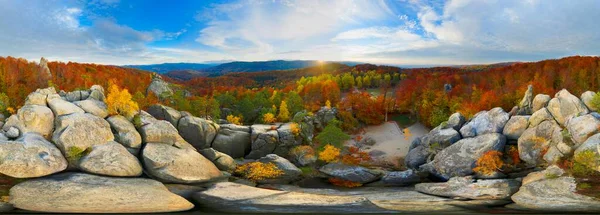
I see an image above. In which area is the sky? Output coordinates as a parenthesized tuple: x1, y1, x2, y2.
(0, 0, 599, 66)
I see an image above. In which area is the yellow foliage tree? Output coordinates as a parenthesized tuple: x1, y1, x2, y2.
(226, 115, 242, 125)
(277, 101, 290, 122)
(106, 84, 139, 118)
(325, 100, 332, 109)
(319, 144, 340, 163)
(263, 113, 276, 124)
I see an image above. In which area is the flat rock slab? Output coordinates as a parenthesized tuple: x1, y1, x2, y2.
(193, 182, 391, 213)
(9, 172, 194, 213)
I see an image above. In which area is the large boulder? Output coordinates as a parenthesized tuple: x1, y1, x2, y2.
(319, 163, 381, 184)
(445, 112, 466, 131)
(581, 91, 597, 112)
(459, 107, 509, 138)
(73, 99, 108, 118)
(193, 182, 384, 213)
(9, 172, 194, 213)
(421, 128, 462, 148)
(106, 115, 142, 154)
(0, 133, 67, 178)
(64, 90, 90, 102)
(528, 107, 556, 127)
(3, 105, 54, 139)
(147, 74, 173, 99)
(212, 124, 251, 158)
(142, 142, 222, 184)
(256, 154, 302, 184)
(199, 148, 237, 172)
(78, 141, 142, 177)
(273, 123, 303, 156)
(502, 115, 530, 140)
(381, 169, 422, 186)
(46, 95, 85, 117)
(404, 145, 430, 170)
(518, 120, 563, 166)
(517, 85, 534, 115)
(88, 85, 105, 101)
(147, 104, 181, 127)
(246, 124, 280, 159)
(314, 106, 337, 130)
(138, 120, 192, 149)
(415, 176, 520, 200)
(566, 114, 600, 145)
(52, 113, 114, 156)
(532, 94, 551, 112)
(431, 133, 506, 180)
(178, 116, 219, 150)
(547, 89, 589, 126)
(24, 87, 56, 106)
(512, 170, 600, 212)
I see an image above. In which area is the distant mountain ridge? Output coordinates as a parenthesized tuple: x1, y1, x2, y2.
(123, 63, 217, 74)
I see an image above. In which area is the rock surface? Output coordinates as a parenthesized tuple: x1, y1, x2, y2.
(381, 169, 422, 186)
(3, 105, 54, 139)
(566, 114, 600, 145)
(431, 133, 506, 179)
(52, 113, 114, 156)
(517, 85, 534, 115)
(528, 107, 555, 127)
(319, 163, 381, 183)
(73, 99, 108, 118)
(518, 120, 562, 166)
(256, 154, 302, 184)
(147, 104, 181, 127)
(512, 176, 600, 212)
(139, 120, 192, 149)
(9, 173, 194, 213)
(415, 176, 520, 200)
(532, 94, 551, 112)
(0, 133, 67, 178)
(106, 115, 142, 154)
(199, 148, 237, 172)
(547, 89, 589, 126)
(178, 116, 219, 149)
(47, 96, 85, 117)
(246, 124, 280, 159)
(211, 124, 251, 158)
(78, 141, 142, 177)
(147, 74, 173, 100)
(503, 115, 530, 140)
(459, 107, 509, 138)
(581, 91, 597, 112)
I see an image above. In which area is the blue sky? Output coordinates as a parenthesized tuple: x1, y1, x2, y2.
(0, 0, 599, 66)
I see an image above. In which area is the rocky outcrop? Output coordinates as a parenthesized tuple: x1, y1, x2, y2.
(581, 91, 597, 112)
(415, 176, 520, 200)
(106, 115, 142, 154)
(246, 124, 280, 159)
(503, 115, 530, 140)
(314, 106, 337, 130)
(459, 108, 509, 138)
(445, 112, 466, 131)
(532, 94, 551, 112)
(0, 133, 67, 178)
(517, 85, 534, 115)
(147, 74, 173, 99)
(199, 148, 237, 172)
(138, 120, 192, 149)
(9, 173, 194, 213)
(405, 145, 430, 169)
(431, 133, 506, 179)
(46, 95, 85, 117)
(273, 123, 302, 156)
(3, 104, 54, 139)
(178, 116, 219, 149)
(212, 124, 251, 158)
(566, 114, 600, 145)
(518, 120, 562, 166)
(547, 89, 589, 126)
(256, 154, 302, 184)
(52, 113, 114, 156)
(73, 99, 108, 118)
(78, 141, 142, 177)
(147, 104, 181, 127)
(319, 163, 381, 183)
(142, 142, 222, 184)
(528, 107, 555, 127)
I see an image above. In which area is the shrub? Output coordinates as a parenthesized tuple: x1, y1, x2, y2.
(315, 120, 350, 148)
(341, 146, 371, 165)
(234, 162, 284, 182)
(590, 92, 600, 110)
(106, 84, 139, 118)
(318, 144, 340, 163)
(325, 100, 332, 109)
(473, 150, 504, 175)
(263, 113, 276, 124)
(290, 122, 301, 136)
(277, 101, 290, 122)
(226, 115, 242, 125)
(337, 110, 358, 132)
(328, 178, 362, 188)
(571, 150, 599, 176)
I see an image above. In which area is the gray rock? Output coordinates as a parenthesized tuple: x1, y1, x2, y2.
(566, 114, 600, 145)
(512, 176, 600, 212)
(0, 202, 13, 213)
(273, 123, 303, 156)
(78, 141, 142, 177)
(88, 85, 105, 101)
(73, 99, 108, 118)
(9, 172, 193, 213)
(3, 105, 54, 139)
(289, 146, 317, 167)
(0, 133, 67, 178)
(517, 85, 534, 115)
(212, 124, 251, 158)
(139, 120, 192, 149)
(256, 154, 302, 184)
(358, 136, 376, 146)
(24, 87, 56, 106)
(52, 113, 114, 159)
(142, 142, 222, 184)
(421, 127, 462, 148)
(199, 148, 237, 172)
(106, 115, 142, 154)
(573, 133, 600, 172)
(518, 120, 563, 166)
(246, 124, 280, 159)
(459, 107, 509, 138)
(547, 89, 589, 126)
(178, 116, 219, 150)
(319, 163, 381, 183)
(543, 145, 566, 164)
(581, 91, 597, 112)
(432, 133, 506, 179)
(532, 94, 551, 112)
(193, 182, 385, 213)
(5, 126, 19, 139)
(502, 115, 530, 140)
(165, 184, 205, 200)
(528, 107, 556, 127)
(381, 169, 422, 186)
(415, 176, 520, 200)
(405, 145, 430, 170)
(46, 95, 85, 117)
(314, 106, 337, 130)
(147, 104, 181, 127)
(446, 112, 466, 131)
(147, 74, 173, 99)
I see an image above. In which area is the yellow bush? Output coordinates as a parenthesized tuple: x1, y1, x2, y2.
(290, 122, 301, 136)
(277, 101, 290, 122)
(235, 162, 284, 182)
(263, 113, 276, 123)
(227, 115, 242, 125)
(325, 100, 332, 109)
(319, 144, 340, 163)
(106, 84, 139, 118)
